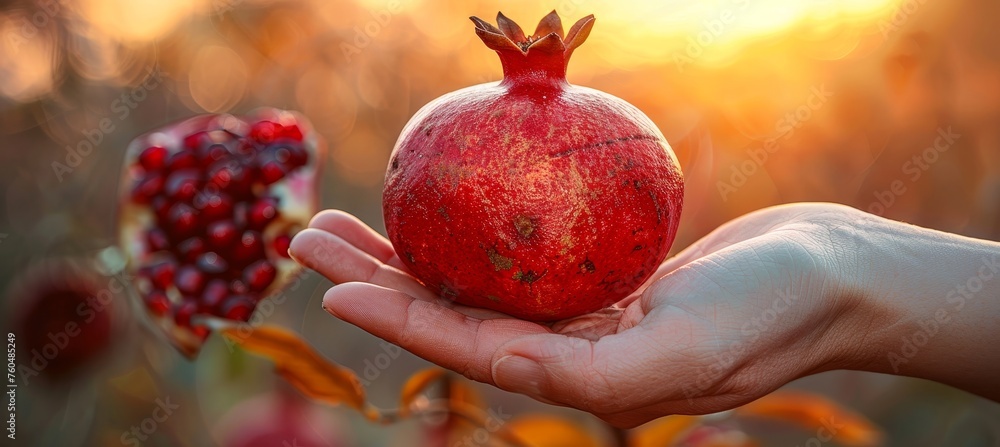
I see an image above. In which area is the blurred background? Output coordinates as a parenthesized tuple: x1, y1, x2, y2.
(2, 0, 1000, 445)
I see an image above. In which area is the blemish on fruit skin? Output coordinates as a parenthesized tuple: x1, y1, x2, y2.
(579, 259, 596, 273)
(487, 295, 501, 302)
(437, 206, 450, 221)
(513, 214, 535, 238)
(512, 269, 543, 284)
(485, 247, 513, 271)
(405, 251, 416, 263)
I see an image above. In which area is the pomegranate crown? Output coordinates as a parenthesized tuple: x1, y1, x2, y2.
(471, 11, 595, 83)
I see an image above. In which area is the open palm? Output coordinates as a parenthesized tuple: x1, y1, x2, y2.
(290, 204, 867, 427)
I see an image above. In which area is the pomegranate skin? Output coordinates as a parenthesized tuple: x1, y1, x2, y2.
(383, 12, 683, 321)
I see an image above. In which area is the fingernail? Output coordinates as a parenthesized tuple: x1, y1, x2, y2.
(492, 355, 544, 396)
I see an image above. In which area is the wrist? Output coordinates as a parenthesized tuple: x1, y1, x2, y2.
(826, 211, 1000, 398)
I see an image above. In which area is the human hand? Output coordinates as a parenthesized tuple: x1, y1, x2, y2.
(289, 203, 1000, 427)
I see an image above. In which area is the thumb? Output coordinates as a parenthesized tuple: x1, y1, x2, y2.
(491, 334, 626, 414)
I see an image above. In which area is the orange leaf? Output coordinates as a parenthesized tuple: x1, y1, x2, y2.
(221, 324, 366, 410)
(629, 415, 700, 447)
(399, 368, 447, 417)
(735, 391, 883, 447)
(506, 415, 602, 447)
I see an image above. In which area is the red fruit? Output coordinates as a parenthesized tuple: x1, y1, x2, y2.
(220, 296, 255, 321)
(138, 146, 168, 171)
(272, 234, 292, 258)
(207, 220, 238, 250)
(6, 261, 119, 382)
(118, 110, 324, 356)
(382, 12, 684, 321)
(175, 265, 206, 295)
(243, 260, 276, 292)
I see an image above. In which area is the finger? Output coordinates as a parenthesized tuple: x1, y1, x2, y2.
(307, 210, 406, 269)
(289, 229, 437, 301)
(323, 282, 549, 384)
(491, 328, 666, 415)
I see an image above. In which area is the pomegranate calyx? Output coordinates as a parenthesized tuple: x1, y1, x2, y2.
(472, 11, 594, 55)
(472, 11, 595, 86)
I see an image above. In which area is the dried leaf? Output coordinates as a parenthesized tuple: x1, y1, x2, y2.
(735, 391, 883, 447)
(221, 324, 366, 410)
(507, 415, 602, 447)
(629, 415, 700, 447)
(399, 368, 447, 417)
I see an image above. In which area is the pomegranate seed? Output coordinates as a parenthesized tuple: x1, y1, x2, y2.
(147, 261, 176, 289)
(173, 300, 198, 327)
(207, 221, 238, 250)
(166, 150, 198, 171)
(259, 160, 286, 184)
(280, 124, 303, 142)
(198, 192, 233, 222)
(199, 143, 230, 165)
(247, 198, 279, 230)
(272, 234, 292, 258)
(177, 237, 206, 263)
(146, 228, 170, 252)
(201, 279, 229, 311)
(232, 230, 264, 263)
(165, 169, 201, 202)
(196, 252, 229, 276)
(184, 131, 210, 150)
(209, 162, 254, 198)
(250, 121, 280, 144)
(138, 146, 168, 171)
(131, 173, 164, 204)
(152, 196, 172, 222)
(280, 145, 309, 168)
(243, 260, 276, 292)
(144, 290, 170, 316)
(168, 203, 200, 239)
(229, 279, 249, 294)
(175, 265, 206, 295)
(221, 296, 255, 321)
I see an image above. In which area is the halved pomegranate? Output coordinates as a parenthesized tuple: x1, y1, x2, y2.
(117, 109, 323, 356)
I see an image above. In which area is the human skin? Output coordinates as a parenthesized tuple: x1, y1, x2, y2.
(288, 202, 1000, 428)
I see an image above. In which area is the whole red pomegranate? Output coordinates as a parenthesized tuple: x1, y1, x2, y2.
(383, 12, 683, 321)
(118, 109, 323, 355)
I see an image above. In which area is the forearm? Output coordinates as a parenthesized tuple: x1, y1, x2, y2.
(844, 214, 1000, 399)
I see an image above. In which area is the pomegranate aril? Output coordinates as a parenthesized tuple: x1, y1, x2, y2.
(166, 150, 198, 172)
(131, 173, 164, 204)
(184, 131, 210, 150)
(209, 162, 254, 199)
(165, 169, 201, 202)
(280, 124, 303, 142)
(147, 261, 176, 289)
(243, 260, 276, 292)
(173, 300, 198, 327)
(259, 160, 286, 185)
(230, 279, 249, 295)
(199, 143, 230, 165)
(196, 252, 229, 276)
(177, 237, 206, 263)
(138, 146, 168, 171)
(232, 230, 264, 263)
(146, 228, 170, 252)
(272, 234, 292, 258)
(247, 198, 279, 230)
(207, 221, 238, 250)
(144, 290, 171, 316)
(250, 120, 280, 144)
(152, 196, 173, 222)
(168, 203, 200, 239)
(175, 265, 206, 295)
(221, 296, 255, 321)
(279, 145, 309, 168)
(201, 279, 229, 311)
(198, 192, 233, 222)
